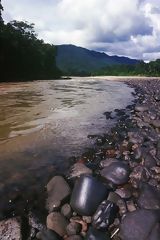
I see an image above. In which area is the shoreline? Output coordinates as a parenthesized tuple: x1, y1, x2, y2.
(0, 78, 160, 239)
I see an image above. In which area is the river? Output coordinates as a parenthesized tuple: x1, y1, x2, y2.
(0, 77, 134, 218)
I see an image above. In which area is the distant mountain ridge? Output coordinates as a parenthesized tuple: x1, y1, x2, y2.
(56, 44, 139, 75)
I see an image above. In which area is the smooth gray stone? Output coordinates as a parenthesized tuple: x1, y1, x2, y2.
(46, 176, 71, 212)
(137, 183, 160, 210)
(100, 161, 130, 185)
(120, 209, 160, 240)
(46, 212, 68, 237)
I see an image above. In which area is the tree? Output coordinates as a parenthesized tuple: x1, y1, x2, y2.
(0, 0, 3, 24)
(0, 20, 61, 81)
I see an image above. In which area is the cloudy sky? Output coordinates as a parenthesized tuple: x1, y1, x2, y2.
(2, 0, 160, 61)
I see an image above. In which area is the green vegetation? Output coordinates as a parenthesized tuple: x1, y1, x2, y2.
(93, 60, 160, 76)
(56, 45, 139, 76)
(0, 3, 61, 82)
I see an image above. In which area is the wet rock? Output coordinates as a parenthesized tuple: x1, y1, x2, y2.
(0, 217, 22, 240)
(66, 235, 82, 240)
(85, 226, 111, 240)
(128, 132, 144, 144)
(126, 200, 137, 212)
(151, 167, 160, 174)
(70, 219, 88, 233)
(103, 111, 113, 119)
(82, 216, 92, 224)
(130, 166, 150, 188)
(148, 223, 160, 240)
(107, 192, 127, 217)
(46, 176, 71, 212)
(135, 105, 148, 112)
(70, 175, 109, 216)
(115, 185, 132, 200)
(68, 163, 92, 179)
(92, 200, 119, 230)
(36, 229, 62, 240)
(46, 212, 68, 237)
(61, 204, 72, 219)
(28, 211, 45, 231)
(151, 120, 160, 129)
(66, 222, 82, 236)
(156, 140, 160, 160)
(142, 151, 157, 168)
(107, 192, 121, 204)
(133, 147, 142, 160)
(137, 183, 160, 210)
(100, 161, 130, 185)
(120, 209, 160, 240)
(99, 158, 118, 168)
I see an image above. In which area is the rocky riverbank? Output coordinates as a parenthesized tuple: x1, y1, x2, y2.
(1, 78, 160, 240)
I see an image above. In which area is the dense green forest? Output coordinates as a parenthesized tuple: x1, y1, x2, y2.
(0, 2, 61, 82)
(93, 60, 160, 76)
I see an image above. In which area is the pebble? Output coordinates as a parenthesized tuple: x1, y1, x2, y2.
(135, 105, 148, 112)
(82, 216, 92, 224)
(86, 226, 111, 240)
(92, 200, 119, 230)
(129, 166, 150, 188)
(137, 183, 160, 210)
(115, 185, 132, 199)
(61, 204, 72, 219)
(36, 229, 62, 240)
(0, 217, 22, 240)
(142, 151, 157, 168)
(68, 163, 92, 179)
(46, 176, 71, 212)
(151, 120, 160, 129)
(66, 222, 82, 236)
(46, 212, 68, 237)
(100, 161, 130, 185)
(120, 209, 160, 240)
(70, 174, 109, 216)
(65, 235, 82, 240)
(99, 158, 118, 168)
(126, 200, 137, 212)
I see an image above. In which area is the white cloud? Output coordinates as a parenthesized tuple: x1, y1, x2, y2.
(2, 0, 160, 61)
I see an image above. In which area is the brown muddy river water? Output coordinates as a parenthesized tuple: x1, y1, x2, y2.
(0, 77, 134, 217)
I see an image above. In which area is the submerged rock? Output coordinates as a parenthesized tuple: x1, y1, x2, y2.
(0, 217, 22, 240)
(100, 161, 130, 185)
(46, 176, 71, 212)
(46, 212, 68, 237)
(70, 174, 109, 216)
(120, 209, 160, 240)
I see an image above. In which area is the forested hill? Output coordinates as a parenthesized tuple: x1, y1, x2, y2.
(56, 44, 139, 76)
(0, 3, 61, 82)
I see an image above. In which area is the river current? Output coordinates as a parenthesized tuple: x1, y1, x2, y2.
(0, 77, 134, 216)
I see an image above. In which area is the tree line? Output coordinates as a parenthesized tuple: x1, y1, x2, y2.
(0, 2, 61, 82)
(93, 60, 160, 77)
